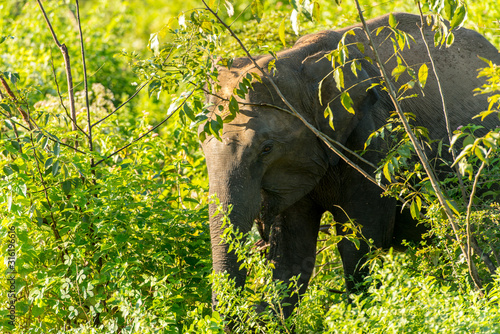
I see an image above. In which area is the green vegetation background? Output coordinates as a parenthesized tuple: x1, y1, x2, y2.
(0, 0, 499, 333)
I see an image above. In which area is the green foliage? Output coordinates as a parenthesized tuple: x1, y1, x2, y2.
(319, 252, 500, 334)
(1, 0, 500, 333)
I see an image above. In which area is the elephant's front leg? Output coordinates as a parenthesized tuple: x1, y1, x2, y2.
(267, 195, 323, 318)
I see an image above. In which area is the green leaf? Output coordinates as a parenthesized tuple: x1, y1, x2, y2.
(52, 160, 60, 177)
(4, 72, 19, 85)
(3, 165, 14, 176)
(434, 29, 442, 47)
(228, 96, 239, 115)
(445, 199, 460, 216)
(11, 140, 20, 152)
(251, 0, 263, 23)
(356, 42, 364, 54)
(62, 180, 72, 195)
(182, 103, 196, 121)
(333, 67, 344, 91)
(410, 199, 419, 220)
(53, 141, 61, 156)
(450, 4, 467, 29)
(45, 157, 53, 170)
(444, 0, 458, 20)
(347, 236, 361, 250)
(445, 32, 455, 47)
(474, 145, 489, 165)
(450, 132, 465, 149)
(463, 135, 474, 147)
(383, 161, 393, 182)
(4, 119, 13, 130)
(251, 72, 262, 83)
(376, 26, 386, 36)
(451, 144, 473, 167)
(392, 64, 406, 81)
(340, 92, 355, 114)
(324, 104, 334, 130)
(418, 63, 428, 89)
(389, 13, 397, 28)
(279, 19, 286, 47)
(209, 120, 222, 141)
(350, 60, 360, 77)
(312, 1, 320, 22)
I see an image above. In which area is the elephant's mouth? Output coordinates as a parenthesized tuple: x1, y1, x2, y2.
(255, 189, 275, 244)
(255, 189, 280, 243)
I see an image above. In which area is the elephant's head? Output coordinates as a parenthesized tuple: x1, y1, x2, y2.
(201, 37, 380, 305)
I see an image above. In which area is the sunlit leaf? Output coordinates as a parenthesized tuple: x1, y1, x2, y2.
(333, 67, 344, 91)
(312, 1, 320, 22)
(383, 161, 393, 182)
(340, 91, 355, 114)
(392, 64, 406, 81)
(251, 0, 263, 23)
(279, 18, 286, 47)
(450, 4, 467, 29)
(418, 63, 428, 89)
(389, 13, 397, 28)
(324, 104, 334, 130)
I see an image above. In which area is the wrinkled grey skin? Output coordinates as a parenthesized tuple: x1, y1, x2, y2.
(202, 13, 500, 317)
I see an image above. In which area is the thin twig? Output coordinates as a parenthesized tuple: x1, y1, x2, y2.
(37, 0, 80, 148)
(92, 79, 151, 128)
(49, 50, 88, 137)
(354, 0, 482, 290)
(75, 0, 93, 157)
(416, 2, 468, 203)
(201, 0, 386, 193)
(201, 86, 379, 170)
(465, 147, 497, 275)
(93, 90, 196, 167)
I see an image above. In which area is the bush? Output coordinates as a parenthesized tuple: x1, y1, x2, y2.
(1, 0, 500, 333)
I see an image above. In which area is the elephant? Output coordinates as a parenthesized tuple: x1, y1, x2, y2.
(201, 12, 500, 319)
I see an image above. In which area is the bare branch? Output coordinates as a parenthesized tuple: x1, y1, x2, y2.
(75, 0, 93, 156)
(37, 0, 80, 147)
(93, 90, 196, 167)
(92, 79, 151, 128)
(354, 0, 482, 290)
(416, 3, 468, 203)
(49, 50, 88, 137)
(465, 147, 497, 275)
(0, 74, 33, 129)
(201, 0, 386, 194)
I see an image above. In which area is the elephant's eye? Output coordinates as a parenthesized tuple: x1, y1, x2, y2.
(261, 143, 273, 155)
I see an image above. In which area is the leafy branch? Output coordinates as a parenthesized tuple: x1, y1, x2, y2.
(201, 0, 391, 197)
(353, 0, 483, 290)
(93, 89, 195, 167)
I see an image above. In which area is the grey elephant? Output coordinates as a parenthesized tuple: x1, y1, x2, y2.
(202, 12, 500, 318)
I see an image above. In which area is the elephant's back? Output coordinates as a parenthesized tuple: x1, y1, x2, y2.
(313, 13, 500, 137)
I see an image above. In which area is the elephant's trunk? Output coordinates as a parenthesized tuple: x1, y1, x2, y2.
(208, 169, 261, 306)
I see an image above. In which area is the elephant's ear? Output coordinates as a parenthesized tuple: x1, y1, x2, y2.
(301, 49, 380, 163)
